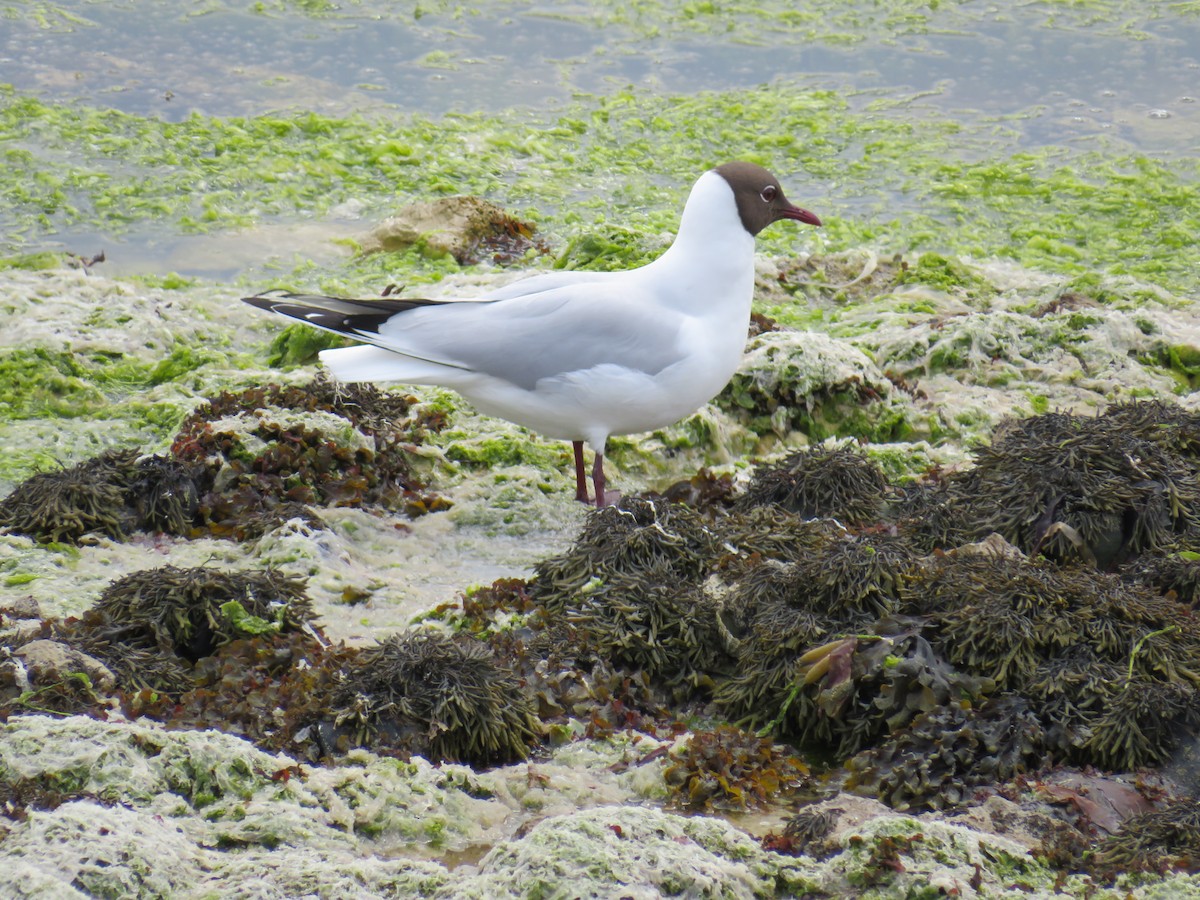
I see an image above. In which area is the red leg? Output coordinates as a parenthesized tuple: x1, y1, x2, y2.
(591, 452, 622, 508)
(572, 440, 590, 504)
(592, 451, 607, 508)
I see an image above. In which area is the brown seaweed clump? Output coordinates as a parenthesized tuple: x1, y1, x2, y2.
(426, 577, 680, 737)
(898, 404, 1200, 565)
(331, 630, 540, 766)
(662, 724, 810, 812)
(518, 498, 731, 717)
(0, 450, 137, 543)
(1122, 547, 1200, 606)
(145, 630, 356, 760)
(90, 565, 315, 669)
(735, 444, 889, 525)
(908, 554, 1200, 771)
(718, 615, 989, 761)
(531, 497, 718, 613)
(762, 804, 842, 859)
(714, 507, 838, 569)
(0, 450, 201, 544)
(891, 473, 973, 553)
(563, 566, 730, 690)
(713, 533, 933, 754)
(706, 503, 1200, 808)
(1092, 798, 1200, 876)
(845, 693, 1045, 811)
(171, 376, 448, 539)
(0, 566, 321, 728)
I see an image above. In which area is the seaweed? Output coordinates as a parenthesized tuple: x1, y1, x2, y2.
(662, 725, 810, 812)
(331, 630, 540, 766)
(92, 565, 314, 665)
(531, 497, 718, 613)
(171, 375, 448, 538)
(713, 533, 921, 750)
(127, 455, 202, 536)
(947, 406, 1200, 565)
(735, 444, 890, 525)
(846, 694, 1045, 811)
(149, 630, 355, 760)
(1093, 798, 1200, 876)
(564, 564, 730, 688)
(769, 805, 841, 859)
(0, 449, 139, 543)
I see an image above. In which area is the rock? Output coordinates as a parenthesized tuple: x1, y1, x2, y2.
(12, 640, 115, 692)
(0, 596, 42, 620)
(454, 805, 795, 899)
(0, 655, 31, 698)
(358, 196, 538, 265)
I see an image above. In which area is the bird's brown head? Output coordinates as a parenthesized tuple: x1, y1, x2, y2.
(714, 161, 822, 236)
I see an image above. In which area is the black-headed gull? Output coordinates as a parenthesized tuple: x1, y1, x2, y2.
(243, 162, 821, 507)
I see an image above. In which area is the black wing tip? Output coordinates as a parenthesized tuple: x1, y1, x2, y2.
(241, 291, 455, 317)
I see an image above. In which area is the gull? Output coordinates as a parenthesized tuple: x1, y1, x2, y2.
(243, 162, 821, 507)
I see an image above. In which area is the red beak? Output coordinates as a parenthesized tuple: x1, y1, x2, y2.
(780, 204, 822, 227)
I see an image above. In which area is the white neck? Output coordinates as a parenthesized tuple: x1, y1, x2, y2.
(641, 170, 756, 310)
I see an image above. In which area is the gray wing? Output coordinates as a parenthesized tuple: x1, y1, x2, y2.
(374, 279, 688, 391)
(479, 269, 611, 301)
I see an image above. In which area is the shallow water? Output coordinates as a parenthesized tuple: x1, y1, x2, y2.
(1, 1, 1198, 276)
(3, 2, 1198, 140)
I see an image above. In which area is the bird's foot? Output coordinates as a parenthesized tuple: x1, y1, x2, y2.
(596, 489, 622, 509)
(572, 490, 620, 508)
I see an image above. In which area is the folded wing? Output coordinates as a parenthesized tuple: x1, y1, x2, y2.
(242, 280, 688, 390)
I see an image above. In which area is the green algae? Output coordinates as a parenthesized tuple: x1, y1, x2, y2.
(266, 321, 348, 368)
(3, 78, 1199, 294)
(720, 331, 916, 444)
(0, 347, 104, 418)
(864, 442, 944, 483)
(0, 343, 222, 421)
(456, 805, 788, 900)
(832, 815, 1056, 896)
(553, 228, 667, 272)
(1, 2, 94, 31)
(894, 253, 992, 296)
(1048, 273, 1176, 312)
(0, 250, 68, 270)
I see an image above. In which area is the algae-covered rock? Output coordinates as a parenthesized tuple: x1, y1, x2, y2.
(1, 801, 206, 899)
(198, 851, 453, 900)
(814, 811, 1055, 897)
(171, 375, 449, 538)
(0, 716, 462, 897)
(11, 639, 115, 694)
(721, 330, 913, 443)
(452, 805, 803, 900)
(358, 195, 540, 265)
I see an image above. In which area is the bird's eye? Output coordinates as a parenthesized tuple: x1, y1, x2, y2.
(760, 185, 777, 202)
